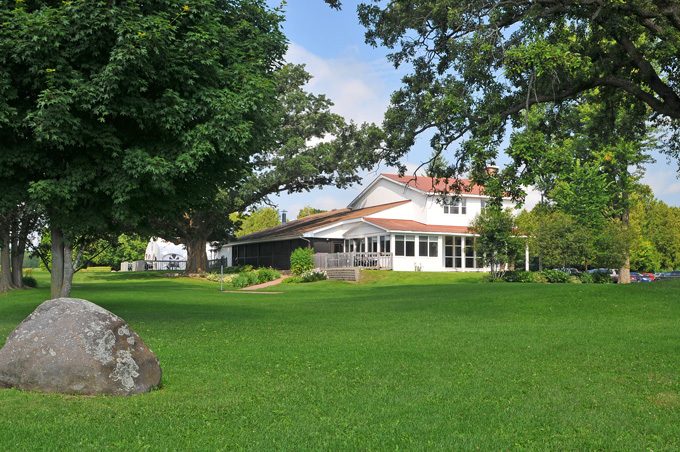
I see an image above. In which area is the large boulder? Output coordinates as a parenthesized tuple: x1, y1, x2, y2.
(0, 298, 161, 396)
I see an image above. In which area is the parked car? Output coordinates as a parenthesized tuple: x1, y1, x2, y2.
(658, 271, 680, 279)
(640, 273, 655, 281)
(554, 267, 581, 275)
(630, 272, 652, 282)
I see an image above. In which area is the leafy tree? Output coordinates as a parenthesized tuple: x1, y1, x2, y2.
(629, 186, 680, 271)
(232, 208, 281, 238)
(297, 206, 327, 219)
(468, 208, 523, 279)
(89, 234, 148, 271)
(325, 0, 679, 191)
(157, 63, 383, 272)
(1, 0, 286, 297)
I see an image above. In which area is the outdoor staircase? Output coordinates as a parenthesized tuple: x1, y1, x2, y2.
(325, 268, 360, 282)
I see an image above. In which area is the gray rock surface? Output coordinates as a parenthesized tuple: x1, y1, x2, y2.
(0, 298, 161, 396)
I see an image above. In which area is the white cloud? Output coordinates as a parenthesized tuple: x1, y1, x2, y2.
(285, 42, 397, 126)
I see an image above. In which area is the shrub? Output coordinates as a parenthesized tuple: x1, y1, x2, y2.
(204, 272, 237, 284)
(591, 271, 613, 284)
(283, 269, 327, 284)
(290, 247, 315, 276)
(533, 273, 548, 284)
(539, 269, 571, 283)
(22, 276, 38, 288)
(481, 273, 504, 283)
(257, 267, 281, 284)
(578, 272, 595, 284)
(232, 271, 259, 289)
(300, 269, 327, 283)
(223, 265, 253, 274)
(502, 270, 534, 283)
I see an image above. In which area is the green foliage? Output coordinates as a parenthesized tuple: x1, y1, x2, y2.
(502, 270, 534, 283)
(21, 275, 37, 288)
(591, 271, 614, 285)
(539, 269, 572, 284)
(0, 0, 287, 296)
(231, 271, 259, 289)
(233, 208, 281, 238)
(468, 208, 523, 279)
(297, 206, 327, 219)
(578, 272, 595, 284)
(299, 269, 327, 283)
(290, 247, 315, 276)
(89, 234, 148, 271)
(257, 267, 281, 284)
(349, 0, 679, 192)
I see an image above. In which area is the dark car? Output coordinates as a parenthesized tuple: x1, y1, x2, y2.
(658, 271, 680, 279)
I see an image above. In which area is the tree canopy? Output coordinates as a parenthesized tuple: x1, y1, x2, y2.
(0, 0, 287, 296)
(326, 0, 680, 189)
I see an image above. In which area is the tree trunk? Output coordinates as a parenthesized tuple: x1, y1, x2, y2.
(0, 228, 14, 292)
(618, 203, 631, 285)
(184, 236, 208, 274)
(50, 226, 76, 298)
(10, 231, 23, 288)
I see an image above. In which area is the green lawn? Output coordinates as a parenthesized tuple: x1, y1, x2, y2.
(1, 269, 679, 451)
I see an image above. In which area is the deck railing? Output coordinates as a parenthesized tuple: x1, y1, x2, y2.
(120, 258, 226, 272)
(314, 252, 393, 270)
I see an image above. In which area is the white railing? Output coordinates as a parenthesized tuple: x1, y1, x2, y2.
(120, 259, 226, 272)
(314, 252, 393, 270)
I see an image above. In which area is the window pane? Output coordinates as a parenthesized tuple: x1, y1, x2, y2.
(395, 235, 404, 256)
(429, 241, 438, 257)
(443, 205, 449, 214)
(405, 241, 415, 256)
(419, 239, 428, 256)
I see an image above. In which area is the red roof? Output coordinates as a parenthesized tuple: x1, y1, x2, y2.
(235, 200, 411, 242)
(381, 174, 485, 196)
(364, 218, 472, 234)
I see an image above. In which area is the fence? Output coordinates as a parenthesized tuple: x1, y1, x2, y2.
(313, 252, 393, 270)
(120, 258, 226, 272)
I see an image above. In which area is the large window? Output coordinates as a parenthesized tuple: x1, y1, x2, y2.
(418, 236, 438, 257)
(380, 235, 391, 253)
(395, 235, 415, 256)
(443, 198, 466, 214)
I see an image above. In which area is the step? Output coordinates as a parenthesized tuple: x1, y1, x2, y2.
(325, 268, 360, 282)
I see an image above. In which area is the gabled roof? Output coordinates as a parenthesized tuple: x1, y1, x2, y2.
(380, 174, 486, 196)
(348, 173, 488, 209)
(234, 200, 411, 243)
(364, 218, 472, 235)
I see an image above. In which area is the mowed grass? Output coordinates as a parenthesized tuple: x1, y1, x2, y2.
(1, 269, 679, 451)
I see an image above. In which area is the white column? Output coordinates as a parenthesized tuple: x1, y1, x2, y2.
(525, 242, 530, 271)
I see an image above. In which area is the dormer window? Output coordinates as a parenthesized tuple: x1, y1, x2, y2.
(443, 198, 466, 214)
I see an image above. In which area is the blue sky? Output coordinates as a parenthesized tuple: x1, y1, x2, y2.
(270, 1, 680, 218)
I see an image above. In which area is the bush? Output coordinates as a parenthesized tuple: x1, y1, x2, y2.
(539, 269, 572, 283)
(282, 269, 327, 284)
(502, 270, 534, 283)
(204, 272, 237, 284)
(300, 269, 327, 283)
(591, 271, 613, 284)
(232, 271, 259, 289)
(290, 247, 315, 276)
(578, 272, 595, 284)
(533, 273, 548, 284)
(22, 276, 38, 288)
(224, 264, 253, 274)
(257, 267, 281, 284)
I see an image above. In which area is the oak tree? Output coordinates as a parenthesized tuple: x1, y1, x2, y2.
(1, 0, 286, 296)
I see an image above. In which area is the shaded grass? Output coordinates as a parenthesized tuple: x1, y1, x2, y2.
(1, 270, 679, 450)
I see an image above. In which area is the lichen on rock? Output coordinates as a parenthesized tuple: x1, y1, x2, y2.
(0, 298, 161, 396)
